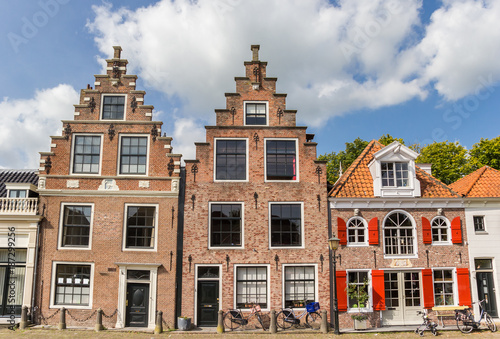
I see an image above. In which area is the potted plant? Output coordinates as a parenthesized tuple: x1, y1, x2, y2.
(177, 316, 191, 330)
(347, 279, 370, 330)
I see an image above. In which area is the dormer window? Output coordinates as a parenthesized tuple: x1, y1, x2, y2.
(245, 102, 267, 125)
(381, 162, 409, 187)
(102, 95, 125, 120)
(8, 189, 27, 198)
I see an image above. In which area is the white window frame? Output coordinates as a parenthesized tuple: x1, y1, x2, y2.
(243, 101, 268, 126)
(381, 161, 410, 188)
(382, 210, 418, 259)
(268, 202, 304, 249)
(430, 216, 452, 245)
(264, 138, 299, 183)
(432, 267, 458, 307)
(117, 134, 150, 176)
(346, 216, 368, 247)
(234, 264, 271, 311)
(213, 138, 249, 182)
(282, 264, 318, 310)
(122, 203, 159, 252)
(70, 134, 103, 176)
(49, 261, 94, 309)
(473, 215, 487, 233)
(208, 202, 245, 250)
(100, 93, 127, 120)
(57, 202, 94, 250)
(5, 183, 35, 198)
(346, 269, 373, 313)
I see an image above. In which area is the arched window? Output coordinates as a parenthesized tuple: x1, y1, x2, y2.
(347, 217, 367, 245)
(431, 216, 449, 243)
(384, 211, 415, 255)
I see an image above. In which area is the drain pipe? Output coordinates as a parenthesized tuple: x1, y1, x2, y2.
(31, 211, 43, 321)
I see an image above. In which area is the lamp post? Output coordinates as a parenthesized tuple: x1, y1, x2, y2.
(328, 235, 341, 335)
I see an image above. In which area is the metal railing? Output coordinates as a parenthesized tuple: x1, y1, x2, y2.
(0, 198, 38, 215)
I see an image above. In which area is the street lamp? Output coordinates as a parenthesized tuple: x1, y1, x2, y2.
(328, 235, 341, 335)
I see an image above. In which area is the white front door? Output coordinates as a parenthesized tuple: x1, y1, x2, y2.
(383, 271, 422, 325)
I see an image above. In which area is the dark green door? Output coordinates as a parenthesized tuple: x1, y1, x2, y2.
(197, 281, 219, 326)
(126, 283, 149, 327)
(476, 272, 497, 317)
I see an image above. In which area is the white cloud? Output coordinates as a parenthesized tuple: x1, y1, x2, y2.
(0, 84, 79, 169)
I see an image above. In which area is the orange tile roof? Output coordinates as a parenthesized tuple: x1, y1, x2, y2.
(449, 166, 500, 197)
(329, 140, 460, 198)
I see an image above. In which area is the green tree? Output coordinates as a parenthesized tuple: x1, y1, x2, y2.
(468, 136, 500, 171)
(318, 138, 368, 183)
(378, 134, 405, 146)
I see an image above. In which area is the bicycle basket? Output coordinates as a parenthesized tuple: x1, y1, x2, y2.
(306, 302, 320, 313)
(230, 310, 242, 318)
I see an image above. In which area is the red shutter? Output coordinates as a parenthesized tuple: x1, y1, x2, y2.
(336, 270, 347, 312)
(422, 217, 432, 244)
(372, 270, 385, 311)
(451, 217, 462, 244)
(422, 269, 435, 309)
(368, 218, 379, 245)
(337, 217, 347, 245)
(457, 268, 472, 307)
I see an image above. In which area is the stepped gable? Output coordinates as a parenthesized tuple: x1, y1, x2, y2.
(0, 169, 38, 197)
(450, 166, 500, 197)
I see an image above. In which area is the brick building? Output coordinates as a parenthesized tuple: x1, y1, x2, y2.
(36, 47, 182, 329)
(329, 140, 471, 329)
(181, 45, 329, 327)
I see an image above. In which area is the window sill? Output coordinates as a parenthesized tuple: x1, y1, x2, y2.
(383, 254, 418, 259)
(50, 305, 92, 310)
(209, 246, 244, 250)
(347, 308, 372, 314)
(122, 247, 157, 252)
(474, 231, 488, 235)
(270, 246, 305, 250)
(58, 247, 91, 251)
(431, 242, 452, 246)
(265, 179, 299, 183)
(346, 243, 369, 248)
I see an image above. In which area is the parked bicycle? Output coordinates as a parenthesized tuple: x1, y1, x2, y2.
(223, 304, 266, 331)
(455, 299, 497, 333)
(276, 301, 322, 330)
(414, 310, 438, 336)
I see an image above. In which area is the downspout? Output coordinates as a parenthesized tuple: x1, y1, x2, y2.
(31, 203, 44, 322)
(174, 167, 186, 327)
(328, 196, 334, 329)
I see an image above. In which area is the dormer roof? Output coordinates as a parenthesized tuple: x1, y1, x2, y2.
(449, 166, 500, 197)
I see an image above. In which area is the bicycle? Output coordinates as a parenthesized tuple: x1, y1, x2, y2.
(276, 301, 322, 330)
(414, 310, 438, 336)
(455, 299, 497, 333)
(223, 304, 266, 331)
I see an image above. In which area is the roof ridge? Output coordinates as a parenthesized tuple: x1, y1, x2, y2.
(415, 166, 460, 198)
(463, 166, 489, 197)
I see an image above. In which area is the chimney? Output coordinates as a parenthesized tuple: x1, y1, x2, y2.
(417, 163, 432, 175)
(113, 46, 122, 59)
(251, 45, 260, 61)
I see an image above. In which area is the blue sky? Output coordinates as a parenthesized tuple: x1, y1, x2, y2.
(1, 0, 499, 169)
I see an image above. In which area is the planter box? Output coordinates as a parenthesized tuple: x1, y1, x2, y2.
(178, 317, 191, 331)
(354, 318, 367, 330)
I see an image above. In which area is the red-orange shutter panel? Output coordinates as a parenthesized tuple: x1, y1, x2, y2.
(368, 218, 379, 245)
(372, 270, 385, 311)
(337, 217, 347, 245)
(451, 216, 462, 244)
(457, 268, 472, 307)
(336, 270, 348, 312)
(422, 217, 432, 244)
(422, 269, 434, 309)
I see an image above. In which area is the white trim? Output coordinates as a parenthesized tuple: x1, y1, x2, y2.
(430, 216, 452, 246)
(194, 264, 223, 326)
(100, 93, 127, 121)
(57, 203, 94, 250)
(281, 264, 318, 310)
(346, 216, 369, 247)
(117, 134, 150, 176)
(70, 134, 104, 176)
(431, 267, 459, 308)
(49, 261, 94, 310)
(234, 264, 271, 311)
(213, 138, 249, 182)
(208, 202, 244, 250)
(268, 202, 304, 249)
(345, 269, 373, 313)
(382, 210, 418, 259)
(329, 198, 464, 209)
(122, 203, 159, 252)
(264, 138, 299, 183)
(243, 101, 269, 126)
(472, 215, 487, 233)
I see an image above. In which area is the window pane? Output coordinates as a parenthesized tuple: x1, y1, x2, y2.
(126, 206, 155, 248)
(102, 96, 125, 120)
(236, 267, 267, 308)
(245, 103, 267, 125)
(270, 204, 301, 247)
(62, 206, 91, 247)
(120, 137, 147, 174)
(211, 204, 242, 247)
(216, 140, 246, 180)
(54, 264, 91, 306)
(266, 140, 296, 180)
(73, 136, 101, 174)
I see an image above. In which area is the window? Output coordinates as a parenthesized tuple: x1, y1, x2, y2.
(0, 249, 26, 316)
(266, 140, 297, 181)
(431, 217, 449, 243)
(72, 135, 101, 174)
(284, 266, 315, 308)
(270, 203, 302, 247)
(61, 205, 92, 248)
(102, 95, 125, 120)
(125, 206, 156, 249)
(347, 271, 369, 309)
(245, 102, 266, 125)
(347, 218, 366, 245)
(381, 162, 409, 187)
(434, 269, 455, 306)
(210, 203, 242, 247)
(54, 264, 91, 306)
(215, 139, 246, 180)
(384, 212, 415, 256)
(120, 136, 147, 174)
(473, 216, 485, 232)
(8, 190, 26, 198)
(236, 266, 267, 309)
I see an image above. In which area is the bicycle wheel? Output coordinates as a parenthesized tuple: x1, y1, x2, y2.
(485, 313, 497, 332)
(224, 311, 241, 331)
(456, 315, 473, 333)
(276, 311, 293, 330)
(306, 311, 322, 330)
(431, 326, 438, 336)
(256, 313, 266, 330)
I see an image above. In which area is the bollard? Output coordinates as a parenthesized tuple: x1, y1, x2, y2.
(58, 307, 66, 330)
(154, 311, 163, 334)
(20, 305, 29, 330)
(320, 309, 328, 333)
(270, 309, 277, 333)
(95, 308, 104, 332)
(217, 310, 224, 333)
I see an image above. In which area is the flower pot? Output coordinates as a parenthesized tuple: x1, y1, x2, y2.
(178, 317, 191, 331)
(354, 318, 367, 330)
